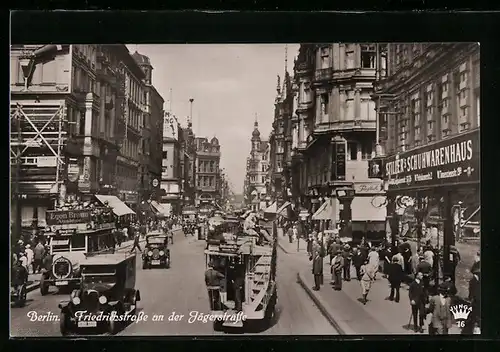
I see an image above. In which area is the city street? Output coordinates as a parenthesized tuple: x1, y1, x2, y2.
(10, 231, 338, 336)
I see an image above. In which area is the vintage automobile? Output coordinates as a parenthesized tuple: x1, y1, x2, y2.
(58, 253, 141, 335)
(11, 262, 28, 307)
(142, 232, 170, 269)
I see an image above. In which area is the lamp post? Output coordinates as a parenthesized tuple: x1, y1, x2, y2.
(336, 187, 355, 240)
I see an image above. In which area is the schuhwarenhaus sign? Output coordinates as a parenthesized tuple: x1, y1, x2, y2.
(384, 128, 479, 191)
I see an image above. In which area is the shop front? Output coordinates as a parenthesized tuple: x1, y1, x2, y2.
(382, 128, 480, 278)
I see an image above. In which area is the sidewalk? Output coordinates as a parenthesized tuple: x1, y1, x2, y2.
(297, 264, 461, 335)
(276, 228, 309, 255)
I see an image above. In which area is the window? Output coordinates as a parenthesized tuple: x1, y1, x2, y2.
(443, 115, 448, 124)
(348, 142, 358, 160)
(361, 141, 372, 160)
(320, 93, 329, 115)
(460, 106, 468, 117)
(320, 46, 330, 69)
(303, 82, 311, 102)
(262, 165, 266, 172)
(261, 176, 266, 183)
(162, 150, 167, 160)
(360, 44, 376, 69)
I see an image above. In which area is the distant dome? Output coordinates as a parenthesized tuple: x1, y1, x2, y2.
(132, 51, 151, 66)
(211, 136, 219, 145)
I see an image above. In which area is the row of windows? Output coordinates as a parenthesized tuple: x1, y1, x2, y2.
(317, 44, 387, 73)
(122, 138, 139, 160)
(249, 175, 267, 183)
(197, 176, 216, 187)
(197, 160, 218, 173)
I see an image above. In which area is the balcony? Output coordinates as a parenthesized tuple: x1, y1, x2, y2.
(313, 120, 376, 133)
(313, 68, 333, 82)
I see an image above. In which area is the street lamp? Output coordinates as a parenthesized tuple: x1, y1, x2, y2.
(336, 187, 355, 239)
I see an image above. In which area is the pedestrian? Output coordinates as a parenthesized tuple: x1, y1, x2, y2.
(410, 248, 422, 277)
(292, 224, 298, 242)
(463, 267, 480, 334)
(423, 245, 435, 268)
(392, 248, 405, 273)
(287, 226, 294, 244)
(331, 250, 344, 290)
(416, 256, 432, 300)
(342, 244, 352, 281)
(19, 251, 29, 271)
(448, 245, 461, 283)
(408, 271, 426, 333)
(427, 283, 453, 335)
(470, 251, 480, 276)
(205, 261, 225, 311)
(360, 261, 376, 304)
(352, 246, 364, 280)
(306, 233, 314, 257)
(24, 244, 34, 274)
(387, 256, 404, 303)
(367, 247, 380, 279)
(311, 250, 323, 291)
(129, 233, 142, 254)
(399, 238, 413, 276)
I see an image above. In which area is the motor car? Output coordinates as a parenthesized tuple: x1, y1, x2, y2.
(58, 253, 141, 335)
(142, 233, 170, 269)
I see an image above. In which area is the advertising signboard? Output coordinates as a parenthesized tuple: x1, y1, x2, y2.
(46, 209, 92, 226)
(384, 129, 479, 191)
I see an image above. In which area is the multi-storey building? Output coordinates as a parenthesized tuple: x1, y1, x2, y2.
(269, 72, 293, 207)
(244, 119, 269, 211)
(179, 125, 196, 206)
(132, 51, 164, 202)
(195, 136, 221, 208)
(289, 43, 387, 229)
(371, 43, 480, 266)
(160, 113, 183, 214)
(10, 44, 142, 230)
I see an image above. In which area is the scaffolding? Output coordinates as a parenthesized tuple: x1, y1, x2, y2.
(10, 102, 66, 236)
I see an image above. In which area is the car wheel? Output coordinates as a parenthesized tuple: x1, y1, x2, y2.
(60, 312, 69, 336)
(108, 310, 119, 335)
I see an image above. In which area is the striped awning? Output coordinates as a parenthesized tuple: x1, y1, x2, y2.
(276, 201, 291, 215)
(95, 195, 135, 217)
(312, 199, 337, 221)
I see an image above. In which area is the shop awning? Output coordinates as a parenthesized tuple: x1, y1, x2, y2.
(95, 195, 135, 217)
(276, 201, 291, 215)
(312, 199, 337, 221)
(150, 201, 171, 217)
(351, 196, 387, 222)
(264, 201, 277, 214)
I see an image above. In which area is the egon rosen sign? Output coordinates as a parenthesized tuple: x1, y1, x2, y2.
(384, 128, 479, 191)
(46, 209, 92, 225)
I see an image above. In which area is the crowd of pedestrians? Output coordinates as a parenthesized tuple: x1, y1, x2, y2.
(280, 219, 481, 335)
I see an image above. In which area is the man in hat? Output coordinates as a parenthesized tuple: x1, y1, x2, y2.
(408, 271, 426, 333)
(205, 261, 225, 311)
(24, 244, 34, 274)
(331, 250, 344, 290)
(427, 283, 453, 335)
(342, 243, 352, 281)
(311, 249, 323, 291)
(416, 256, 433, 300)
(387, 256, 404, 303)
(464, 267, 481, 334)
(352, 246, 364, 281)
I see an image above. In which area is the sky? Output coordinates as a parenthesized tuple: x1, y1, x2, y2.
(126, 44, 299, 193)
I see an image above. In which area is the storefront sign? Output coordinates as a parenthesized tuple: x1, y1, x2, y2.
(384, 129, 479, 191)
(37, 156, 57, 167)
(354, 182, 383, 194)
(46, 209, 91, 225)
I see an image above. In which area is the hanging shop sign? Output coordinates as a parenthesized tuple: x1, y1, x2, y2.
(384, 129, 479, 191)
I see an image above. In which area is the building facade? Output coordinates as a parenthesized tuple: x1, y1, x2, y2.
(194, 137, 221, 208)
(287, 43, 388, 228)
(244, 120, 269, 211)
(371, 43, 480, 268)
(269, 72, 293, 207)
(179, 125, 197, 206)
(132, 51, 164, 202)
(10, 44, 144, 229)
(160, 113, 183, 214)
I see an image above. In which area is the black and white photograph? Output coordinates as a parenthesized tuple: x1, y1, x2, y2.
(10, 42, 480, 337)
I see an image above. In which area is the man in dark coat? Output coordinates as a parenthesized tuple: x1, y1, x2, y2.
(462, 268, 480, 334)
(408, 271, 426, 333)
(399, 238, 412, 276)
(312, 250, 323, 291)
(342, 244, 352, 281)
(205, 262, 225, 311)
(416, 256, 433, 300)
(387, 256, 404, 302)
(352, 247, 364, 281)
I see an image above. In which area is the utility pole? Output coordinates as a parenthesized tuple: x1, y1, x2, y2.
(15, 108, 23, 241)
(188, 98, 194, 128)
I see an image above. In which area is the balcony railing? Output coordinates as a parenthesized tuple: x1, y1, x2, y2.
(314, 68, 333, 82)
(313, 120, 376, 133)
